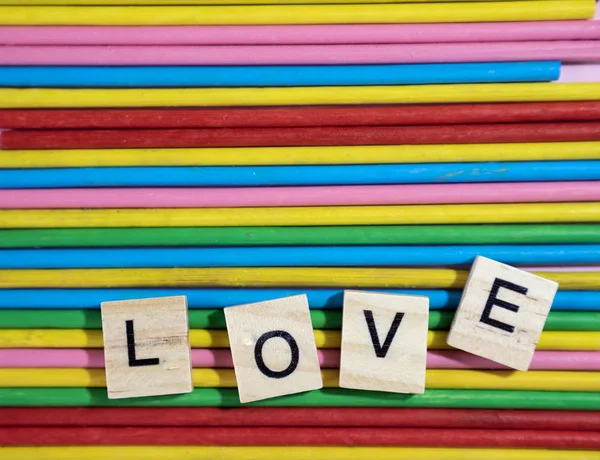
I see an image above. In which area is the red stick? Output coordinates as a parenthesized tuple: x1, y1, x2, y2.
(1, 102, 600, 130)
(0, 427, 598, 448)
(2, 122, 600, 150)
(5, 408, 600, 431)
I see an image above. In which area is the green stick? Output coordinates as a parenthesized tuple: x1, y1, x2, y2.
(0, 388, 597, 409)
(2, 224, 600, 247)
(0, 310, 596, 331)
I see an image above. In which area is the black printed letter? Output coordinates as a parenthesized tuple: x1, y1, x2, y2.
(254, 330, 299, 379)
(126, 320, 160, 367)
(364, 310, 404, 358)
(480, 278, 528, 333)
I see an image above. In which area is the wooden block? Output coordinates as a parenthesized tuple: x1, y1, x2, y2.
(339, 290, 429, 394)
(101, 295, 193, 399)
(447, 256, 558, 371)
(224, 294, 322, 404)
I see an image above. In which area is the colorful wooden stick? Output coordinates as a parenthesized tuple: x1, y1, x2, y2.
(0, 349, 597, 370)
(1, 22, 598, 45)
(0, 43, 597, 65)
(1, 143, 598, 168)
(0, 83, 598, 108)
(0, 62, 561, 87)
(0, 2, 593, 26)
(0, 329, 596, 349)
(1, 426, 599, 449)
(0, 288, 593, 310)
(1, 203, 598, 228)
(2, 245, 600, 268)
(0, 309, 596, 331)
(2, 182, 599, 208)
(2, 103, 599, 130)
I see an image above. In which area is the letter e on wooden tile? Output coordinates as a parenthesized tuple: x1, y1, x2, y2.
(101, 295, 193, 399)
(339, 290, 429, 394)
(224, 294, 322, 403)
(447, 256, 558, 371)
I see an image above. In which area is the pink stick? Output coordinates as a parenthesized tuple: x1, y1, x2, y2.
(0, 41, 598, 65)
(0, 22, 598, 46)
(1, 349, 598, 370)
(559, 64, 600, 83)
(3, 182, 600, 209)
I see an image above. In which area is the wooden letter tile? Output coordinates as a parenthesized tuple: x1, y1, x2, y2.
(101, 295, 193, 399)
(224, 294, 322, 403)
(447, 256, 558, 371)
(339, 290, 429, 394)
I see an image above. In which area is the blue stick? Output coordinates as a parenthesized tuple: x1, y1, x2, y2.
(2, 160, 599, 188)
(2, 245, 599, 268)
(0, 289, 595, 311)
(0, 62, 560, 87)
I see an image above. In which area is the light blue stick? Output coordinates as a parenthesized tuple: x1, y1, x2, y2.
(0, 289, 595, 310)
(2, 160, 599, 188)
(0, 62, 560, 87)
(2, 245, 600, 268)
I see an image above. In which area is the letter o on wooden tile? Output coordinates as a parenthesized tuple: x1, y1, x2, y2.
(340, 290, 429, 394)
(224, 295, 323, 403)
(447, 256, 558, 371)
(101, 295, 193, 399)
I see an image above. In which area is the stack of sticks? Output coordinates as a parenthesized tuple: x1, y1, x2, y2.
(0, 0, 599, 459)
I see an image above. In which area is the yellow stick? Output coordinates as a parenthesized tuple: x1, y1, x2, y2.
(0, 329, 596, 350)
(1, 83, 599, 108)
(1, 368, 597, 392)
(0, 0, 546, 3)
(3, 142, 599, 168)
(1, 447, 598, 460)
(0, 1, 592, 25)
(0, 268, 598, 289)
(0, 267, 598, 289)
(2, 203, 599, 228)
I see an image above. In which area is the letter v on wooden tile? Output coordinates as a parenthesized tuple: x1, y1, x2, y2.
(340, 290, 429, 394)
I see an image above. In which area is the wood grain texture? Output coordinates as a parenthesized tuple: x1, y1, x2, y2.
(0, 83, 598, 109)
(0, 329, 595, 351)
(224, 295, 322, 403)
(0, 427, 599, 449)
(448, 257, 558, 370)
(340, 291, 428, 394)
(0, 2, 592, 25)
(2, 102, 600, 129)
(101, 296, 192, 399)
(3, 122, 600, 149)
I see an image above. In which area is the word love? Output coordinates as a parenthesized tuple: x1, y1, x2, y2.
(100, 256, 557, 401)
